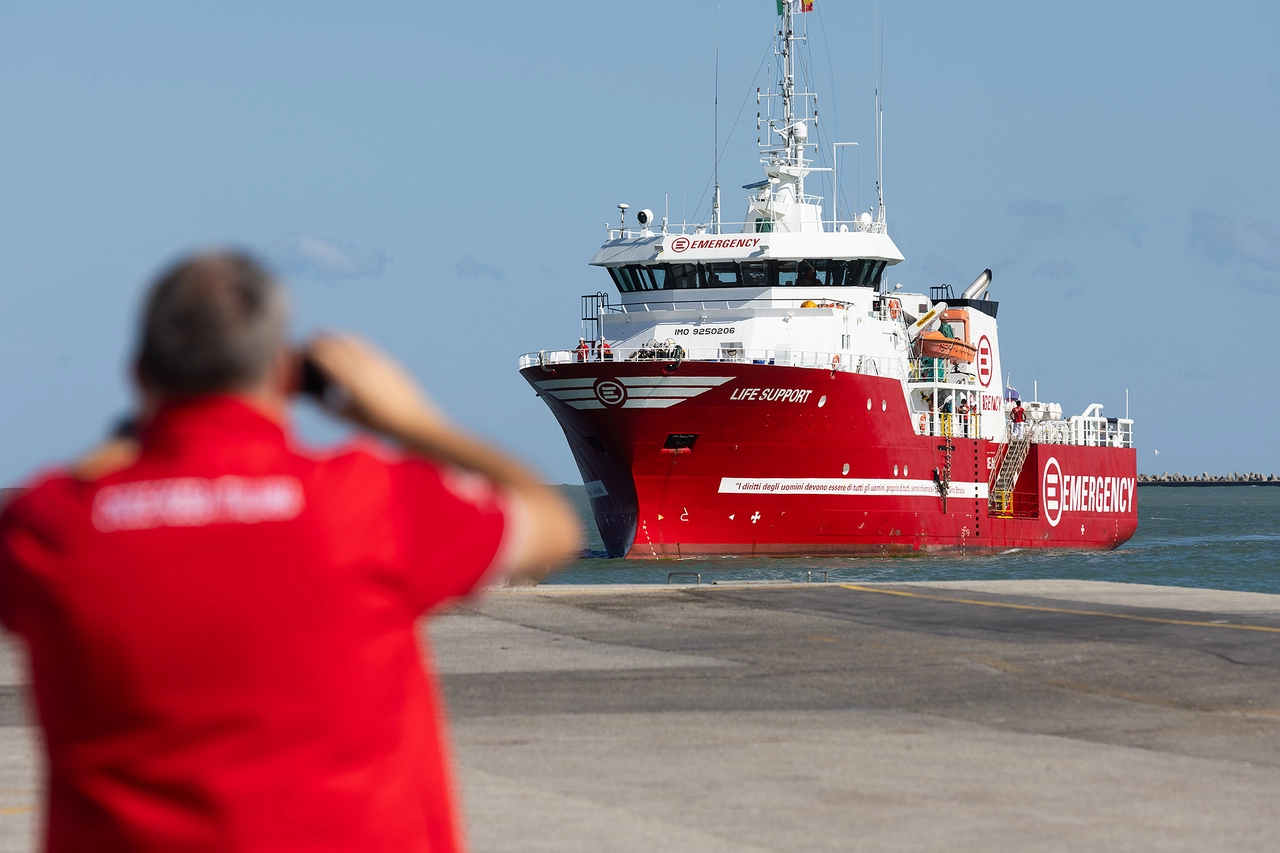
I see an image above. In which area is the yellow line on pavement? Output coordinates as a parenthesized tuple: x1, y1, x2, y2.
(804, 633, 1280, 719)
(839, 584, 1280, 634)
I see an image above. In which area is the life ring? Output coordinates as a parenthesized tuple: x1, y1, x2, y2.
(919, 413, 927, 433)
(888, 298, 901, 320)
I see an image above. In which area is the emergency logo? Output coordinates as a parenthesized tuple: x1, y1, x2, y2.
(667, 236, 762, 253)
(1042, 455, 1136, 529)
(978, 336, 993, 387)
(594, 379, 627, 407)
(1043, 457, 1064, 527)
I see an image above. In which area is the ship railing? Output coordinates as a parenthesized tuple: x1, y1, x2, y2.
(916, 411, 981, 439)
(605, 218, 888, 241)
(1001, 417, 1134, 449)
(1064, 414, 1134, 448)
(913, 407, 1135, 449)
(518, 347, 905, 378)
(600, 297, 857, 314)
(906, 357, 980, 385)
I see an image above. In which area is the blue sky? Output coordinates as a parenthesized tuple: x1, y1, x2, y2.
(1, 0, 1276, 485)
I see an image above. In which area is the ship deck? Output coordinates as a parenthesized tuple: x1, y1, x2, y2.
(2, 580, 1278, 850)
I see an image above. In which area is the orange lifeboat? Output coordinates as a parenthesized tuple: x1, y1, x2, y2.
(917, 331, 977, 363)
(916, 308, 978, 363)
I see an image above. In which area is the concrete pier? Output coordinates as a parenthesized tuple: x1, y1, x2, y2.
(4, 580, 1280, 850)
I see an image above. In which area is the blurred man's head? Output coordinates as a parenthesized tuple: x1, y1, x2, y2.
(136, 252, 288, 400)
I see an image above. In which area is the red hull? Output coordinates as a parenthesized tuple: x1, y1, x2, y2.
(522, 362, 1137, 559)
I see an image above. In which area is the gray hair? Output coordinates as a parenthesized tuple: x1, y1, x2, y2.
(136, 252, 287, 395)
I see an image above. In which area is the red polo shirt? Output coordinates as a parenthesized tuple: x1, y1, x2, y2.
(0, 397, 510, 852)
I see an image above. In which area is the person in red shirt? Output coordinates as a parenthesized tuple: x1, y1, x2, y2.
(0, 252, 581, 852)
(1011, 398, 1027, 439)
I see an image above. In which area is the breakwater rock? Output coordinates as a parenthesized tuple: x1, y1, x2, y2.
(1138, 472, 1280, 486)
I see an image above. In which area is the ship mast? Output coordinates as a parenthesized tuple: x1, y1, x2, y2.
(770, 2, 810, 203)
(781, 2, 798, 167)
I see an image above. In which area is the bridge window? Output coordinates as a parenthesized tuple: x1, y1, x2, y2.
(704, 263, 741, 287)
(848, 259, 886, 288)
(776, 261, 826, 286)
(822, 260, 848, 287)
(629, 265, 664, 291)
(667, 263, 699, 289)
(605, 259, 887, 292)
(740, 262, 768, 287)
(775, 260, 851, 286)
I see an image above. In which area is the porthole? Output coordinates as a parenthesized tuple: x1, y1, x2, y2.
(904, 465, 909, 476)
(866, 398, 872, 410)
(842, 463, 850, 476)
(893, 464, 899, 476)
(818, 395, 827, 408)
(881, 399, 887, 412)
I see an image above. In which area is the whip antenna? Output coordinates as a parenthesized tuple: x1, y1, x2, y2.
(875, 3, 886, 224)
(712, 3, 722, 234)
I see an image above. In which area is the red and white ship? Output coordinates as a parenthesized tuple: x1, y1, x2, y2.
(519, 4, 1137, 559)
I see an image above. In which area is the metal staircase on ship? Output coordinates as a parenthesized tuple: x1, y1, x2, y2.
(987, 428, 1033, 517)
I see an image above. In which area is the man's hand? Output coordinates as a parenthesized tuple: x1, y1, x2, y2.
(71, 439, 140, 482)
(301, 333, 582, 583)
(304, 334, 448, 439)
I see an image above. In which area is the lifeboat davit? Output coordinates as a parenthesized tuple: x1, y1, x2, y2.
(917, 331, 978, 363)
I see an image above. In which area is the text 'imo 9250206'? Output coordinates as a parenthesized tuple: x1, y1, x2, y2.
(517, 3, 1137, 559)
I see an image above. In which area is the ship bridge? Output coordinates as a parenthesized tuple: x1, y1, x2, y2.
(591, 224, 903, 290)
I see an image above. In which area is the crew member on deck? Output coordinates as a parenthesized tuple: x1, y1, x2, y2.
(1012, 399, 1027, 439)
(575, 337, 590, 362)
(598, 337, 613, 362)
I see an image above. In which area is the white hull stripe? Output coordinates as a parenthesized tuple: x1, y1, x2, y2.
(547, 388, 599, 400)
(564, 398, 692, 410)
(535, 375, 734, 390)
(534, 377, 596, 390)
(718, 477, 990, 500)
(536, 376, 735, 410)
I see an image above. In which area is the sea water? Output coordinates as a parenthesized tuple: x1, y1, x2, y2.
(546, 486, 1280, 593)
